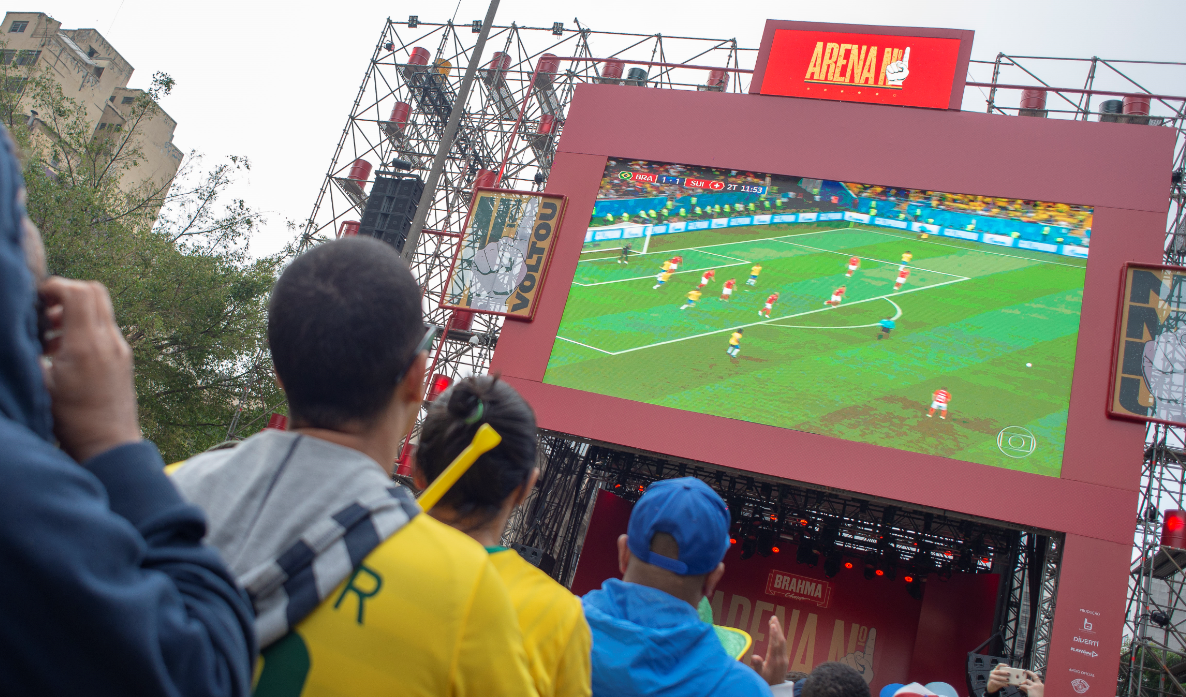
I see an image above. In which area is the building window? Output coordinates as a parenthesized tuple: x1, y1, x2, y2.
(9, 21, 28, 33)
(87, 46, 97, 58)
(0, 50, 15, 66)
(93, 66, 104, 79)
(4, 77, 27, 94)
(97, 123, 107, 130)
(121, 96, 134, 104)
(14, 50, 41, 66)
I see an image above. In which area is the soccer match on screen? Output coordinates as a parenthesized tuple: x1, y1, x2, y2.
(543, 158, 1093, 476)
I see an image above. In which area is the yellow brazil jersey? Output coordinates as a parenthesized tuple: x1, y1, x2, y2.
(661, 261, 673, 271)
(253, 515, 538, 697)
(488, 549, 592, 697)
(660, 271, 673, 281)
(688, 290, 702, 302)
(901, 253, 913, 262)
(729, 332, 743, 346)
(750, 265, 761, 276)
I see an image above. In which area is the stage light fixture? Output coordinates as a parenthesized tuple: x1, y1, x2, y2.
(384, 42, 394, 52)
(730, 538, 737, 545)
(551, 22, 564, 36)
(844, 561, 854, 569)
(796, 541, 818, 566)
(824, 550, 843, 577)
(472, 20, 482, 33)
(864, 564, 875, 580)
(408, 15, 419, 28)
(772, 546, 780, 554)
(534, 171, 546, 185)
(1151, 610, 1171, 628)
(758, 528, 775, 558)
(740, 536, 757, 561)
(389, 158, 413, 171)
(875, 569, 884, 577)
(907, 576, 925, 601)
(903, 575, 914, 583)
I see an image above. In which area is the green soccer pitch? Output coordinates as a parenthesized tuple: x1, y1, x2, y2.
(542, 223, 1088, 477)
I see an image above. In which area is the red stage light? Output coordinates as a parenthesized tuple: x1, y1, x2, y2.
(772, 546, 780, 554)
(730, 538, 737, 545)
(944, 551, 953, 558)
(981, 557, 990, 564)
(1163, 511, 1186, 550)
(875, 569, 884, 576)
(904, 575, 914, 583)
(614, 484, 621, 489)
(844, 562, 853, 569)
(770, 514, 777, 521)
(426, 374, 452, 402)
(799, 519, 809, 526)
(638, 485, 645, 492)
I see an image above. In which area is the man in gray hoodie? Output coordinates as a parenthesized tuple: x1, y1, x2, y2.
(172, 238, 536, 696)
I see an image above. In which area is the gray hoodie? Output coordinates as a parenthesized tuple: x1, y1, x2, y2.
(172, 429, 419, 648)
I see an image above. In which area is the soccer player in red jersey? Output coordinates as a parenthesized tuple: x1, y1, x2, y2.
(824, 285, 846, 307)
(669, 255, 683, 273)
(697, 269, 716, 289)
(893, 267, 910, 292)
(928, 388, 950, 419)
(759, 292, 780, 318)
(846, 256, 860, 277)
(720, 278, 737, 302)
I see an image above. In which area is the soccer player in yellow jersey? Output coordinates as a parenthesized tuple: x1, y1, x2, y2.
(681, 289, 702, 310)
(900, 250, 913, 271)
(653, 269, 673, 289)
(416, 376, 593, 697)
(170, 240, 536, 697)
(727, 328, 744, 358)
(746, 263, 762, 286)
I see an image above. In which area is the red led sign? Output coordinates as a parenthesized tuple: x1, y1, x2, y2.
(751, 22, 974, 110)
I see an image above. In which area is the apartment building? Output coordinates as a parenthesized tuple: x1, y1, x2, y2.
(3, 11, 183, 192)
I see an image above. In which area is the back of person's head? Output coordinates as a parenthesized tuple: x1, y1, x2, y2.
(622, 478, 730, 598)
(268, 237, 423, 429)
(417, 375, 537, 522)
(801, 662, 870, 697)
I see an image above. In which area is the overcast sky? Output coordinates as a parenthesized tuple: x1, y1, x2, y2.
(29, 0, 1186, 256)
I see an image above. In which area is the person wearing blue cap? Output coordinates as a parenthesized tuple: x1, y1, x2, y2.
(581, 477, 775, 696)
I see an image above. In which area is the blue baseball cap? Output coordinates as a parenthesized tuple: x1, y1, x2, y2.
(627, 477, 731, 576)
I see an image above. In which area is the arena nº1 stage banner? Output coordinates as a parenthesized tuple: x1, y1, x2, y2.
(1108, 263, 1186, 426)
(544, 158, 1094, 477)
(441, 188, 568, 320)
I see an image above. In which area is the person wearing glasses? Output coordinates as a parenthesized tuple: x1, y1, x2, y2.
(414, 376, 593, 697)
(171, 238, 537, 696)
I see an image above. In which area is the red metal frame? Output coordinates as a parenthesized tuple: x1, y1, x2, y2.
(491, 80, 1174, 693)
(1106, 262, 1186, 427)
(749, 20, 975, 110)
(438, 186, 569, 322)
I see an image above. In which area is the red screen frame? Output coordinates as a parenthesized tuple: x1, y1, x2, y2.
(492, 83, 1174, 690)
(749, 20, 975, 110)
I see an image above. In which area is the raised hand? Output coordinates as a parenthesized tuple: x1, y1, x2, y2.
(841, 628, 877, 684)
(886, 47, 910, 86)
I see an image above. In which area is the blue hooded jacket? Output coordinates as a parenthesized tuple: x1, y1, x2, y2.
(583, 578, 772, 697)
(0, 126, 256, 694)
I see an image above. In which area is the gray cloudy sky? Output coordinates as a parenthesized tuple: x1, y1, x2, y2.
(30, 0, 1186, 255)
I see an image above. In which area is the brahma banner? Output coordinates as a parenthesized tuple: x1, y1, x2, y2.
(758, 29, 963, 110)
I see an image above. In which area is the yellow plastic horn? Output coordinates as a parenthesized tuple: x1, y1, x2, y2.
(416, 423, 502, 511)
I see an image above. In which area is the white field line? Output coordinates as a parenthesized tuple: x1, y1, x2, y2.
(571, 261, 752, 287)
(577, 225, 858, 261)
(697, 249, 752, 262)
(557, 278, 969, 355)
(771, 239, 968, 279)
(554, 336, 615, 354)
(855, 226, 1088, 269)
(766, 298, 902, 329)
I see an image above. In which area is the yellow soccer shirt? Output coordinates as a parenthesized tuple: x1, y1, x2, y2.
(729, 331, 743, 347)
(660, 271, 673, 282)
(901, 252, 913, 263)
(750, 265, 762, 276)
(488, 549, 592, 697)
(688, 290, 702, 302)
(253, 515, 537, 697)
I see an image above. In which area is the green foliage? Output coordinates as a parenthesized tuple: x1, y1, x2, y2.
(1118, 637, 1186, 695)
(10, 66, 286, 462)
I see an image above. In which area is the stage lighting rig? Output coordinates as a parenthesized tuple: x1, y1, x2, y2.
(552, 22, 564, 36)
(407, 15, 418, 28)
(864, 563, 875, 580)
(824, 550, 843, 577)
(758, 528, 776, 558)
(472, 20, 482, 33)
(740, 536, 758, 560)
(797, 540, 819, 566)
(1151, 610, 1171, 628)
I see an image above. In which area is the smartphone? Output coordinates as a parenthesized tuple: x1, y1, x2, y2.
(1000, 667, 1028, 685)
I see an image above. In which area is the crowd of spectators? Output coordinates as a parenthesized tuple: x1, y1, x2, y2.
(0, 121, 1048, 696)
(848, 183, 1093, 236)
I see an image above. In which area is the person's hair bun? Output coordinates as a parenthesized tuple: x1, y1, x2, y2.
(446, 381, 481, 420)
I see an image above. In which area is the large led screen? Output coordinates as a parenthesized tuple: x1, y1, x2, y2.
(542, 158, 1094, 477)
